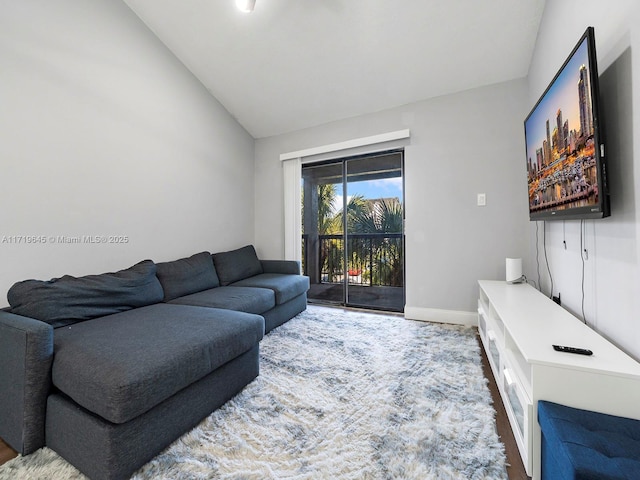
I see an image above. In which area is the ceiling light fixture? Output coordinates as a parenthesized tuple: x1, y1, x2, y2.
(235, 0, 256, 13)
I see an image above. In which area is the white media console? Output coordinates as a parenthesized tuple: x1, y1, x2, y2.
(477, 280, 640, 479)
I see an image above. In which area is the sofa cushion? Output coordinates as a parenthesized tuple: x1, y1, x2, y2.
(231, 273, 310, 305)
(7, 260, 164, 328)
(168, 286, 275, 314)
(212, 245, 263, 286)
(155, 252, 220, 301)
(51, 303, 264, 425)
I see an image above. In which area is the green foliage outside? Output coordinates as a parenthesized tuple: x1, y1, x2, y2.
(306, 183, 403, 287)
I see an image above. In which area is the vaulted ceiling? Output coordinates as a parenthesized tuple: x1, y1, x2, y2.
(123, 0, 546, 138)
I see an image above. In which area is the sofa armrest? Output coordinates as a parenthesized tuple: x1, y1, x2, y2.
(260, 260, 301, 275)
(0, 310, 53, 454)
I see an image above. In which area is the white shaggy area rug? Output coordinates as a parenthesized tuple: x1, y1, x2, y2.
(0, 306, 507, 480)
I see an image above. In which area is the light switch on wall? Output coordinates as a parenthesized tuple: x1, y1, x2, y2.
(477, 193, 486, 206)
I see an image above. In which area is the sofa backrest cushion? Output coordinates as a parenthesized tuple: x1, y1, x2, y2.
(155, 251, 220, 301)
(212, 245, 263, 286)
(7, 260, 164, 328)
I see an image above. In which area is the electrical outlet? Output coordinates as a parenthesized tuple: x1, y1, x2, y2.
(477, 193, 486, 206)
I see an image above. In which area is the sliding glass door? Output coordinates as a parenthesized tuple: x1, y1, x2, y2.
(302, 150, 404, 311)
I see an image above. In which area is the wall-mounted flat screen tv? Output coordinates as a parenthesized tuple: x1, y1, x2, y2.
(524, 27, 610, 221)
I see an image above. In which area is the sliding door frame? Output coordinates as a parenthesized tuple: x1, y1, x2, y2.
(301, 149, 405, 311)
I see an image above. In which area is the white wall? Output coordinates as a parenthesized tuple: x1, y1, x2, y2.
(254, 79, 530, 319)
(527, 0, 640, 360)
(0, 0, 255, 305)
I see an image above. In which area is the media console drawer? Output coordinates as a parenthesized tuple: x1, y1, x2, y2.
(503, 367, 532, 467)
(487, 331, 501, 374)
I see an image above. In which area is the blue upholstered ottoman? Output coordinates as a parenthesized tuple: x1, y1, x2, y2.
(538, 401, 640, 480)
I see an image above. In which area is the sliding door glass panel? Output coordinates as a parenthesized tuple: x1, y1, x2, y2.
(302, 162, 345, 305)
(345, 153, 404, 310)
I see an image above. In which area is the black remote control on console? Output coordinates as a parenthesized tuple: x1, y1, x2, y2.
(553, 345, 593, 356)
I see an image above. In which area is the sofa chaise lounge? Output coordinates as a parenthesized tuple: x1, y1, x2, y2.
(0, 245, 309, 480)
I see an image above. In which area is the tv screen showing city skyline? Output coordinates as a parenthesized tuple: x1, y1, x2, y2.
(524, 33, 601, 218)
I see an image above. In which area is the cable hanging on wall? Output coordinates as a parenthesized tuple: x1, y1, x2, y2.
(535, 221, 542, 291)
(580, 220, 588, 324)
(543, 221, 554, 299)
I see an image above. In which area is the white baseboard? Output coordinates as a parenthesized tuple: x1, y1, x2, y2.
(404, 306, 477, 327)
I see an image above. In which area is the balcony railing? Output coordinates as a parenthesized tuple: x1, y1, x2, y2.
(303, 233, 403, 287)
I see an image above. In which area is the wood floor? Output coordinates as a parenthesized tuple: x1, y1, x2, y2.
(0, 438, 17, 466)
(0, 335, 530, 479)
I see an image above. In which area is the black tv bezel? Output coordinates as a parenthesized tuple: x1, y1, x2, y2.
(524, 27, 610, 222)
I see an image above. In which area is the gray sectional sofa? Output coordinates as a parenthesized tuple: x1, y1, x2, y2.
(0, 245, 309, 480)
